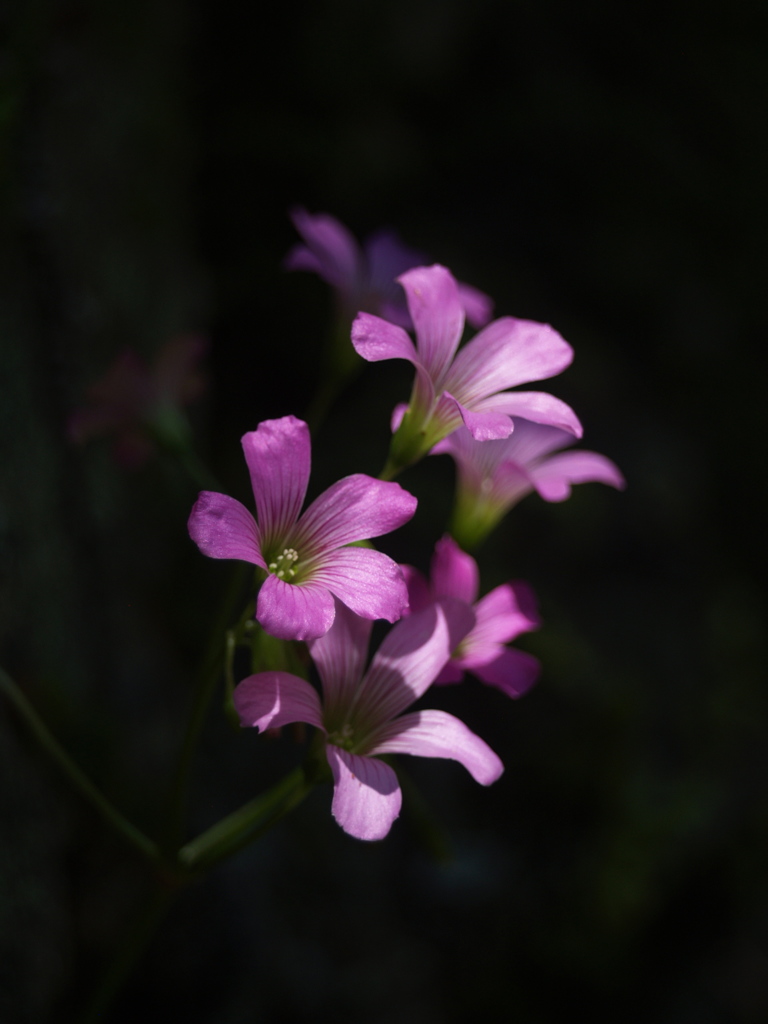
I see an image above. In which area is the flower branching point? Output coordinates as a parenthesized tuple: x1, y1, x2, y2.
(351, 264, 584, 476)
(433, 418, 626, 549)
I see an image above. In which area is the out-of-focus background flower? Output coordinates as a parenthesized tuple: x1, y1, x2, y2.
(1, 1, 766, 1021)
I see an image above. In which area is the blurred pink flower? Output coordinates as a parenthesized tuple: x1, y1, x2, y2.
(285, 207, 493, 329)
(403, 535, 541, 699)
(68, 334, 207, 466)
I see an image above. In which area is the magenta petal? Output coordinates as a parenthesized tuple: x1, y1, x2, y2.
(478, 391, 583, 438)
(283, 242, 327, 277)
(188, 491, 266, 569)
(256, 574, 336, 641)
(446, 317, 574, 403)
(400, 564, 433, 615)
(233, 671, 325, 732)
(296, 475, 417, 551)
(430, 534, 479, 605)
(471, 648, 541, 699)
(445, 393, 515, 441)
(434, 661, 465, 685)
(307, 600, 372, 719)
(369, 709, 503, 785)
(365, 229, 426, 301)
(390, 402, 409, 433)
(471, 582, 541, 646)
(351, 312, 419, 364)
(529, 450, 626, 501)
(397, 265, 465, 383)
(286, 207, 362, 291)
(242, 417, 310, 546)
(309, 547, 410, 624)
(456, 281, 494, 328)
(326, 746, 402, 841)
(358, 600, 475, 723)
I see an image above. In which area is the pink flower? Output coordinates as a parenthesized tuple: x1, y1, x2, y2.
(403, 535, 541, 699)
(433, 418, 626, 548)
(233, 599, 503, 841)
(351, 264, 582, 471)
(188, 416, 417, 641)
(285, 207, 493, 329)
(68, 335, 207, 467)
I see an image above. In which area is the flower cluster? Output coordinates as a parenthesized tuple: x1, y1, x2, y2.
(184, 213, 624, 841)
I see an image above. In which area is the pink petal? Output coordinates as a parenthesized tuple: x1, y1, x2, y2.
(477, 392, 583, 438)
(397, 265, 465, 383)
(188, 491, 266, 568)
(351, 312, 419, 364)
(296, 475, 417, 552)
(233, 671, 324, 732)
(326, 746, 402, 841)
(356, 599, 474, 725)
(365, 229, 425, 300)
(471, 581, 541, 646)
(242, 417, 310, 547)
(529, 450, 626, 501)
(256, 574, 336, 641)
(283, 242, 328, 278)
(368, 709, 504, 785)
(456, 281, 494, 328)
(434, 661, 465, 685)
(307, 600, 372, 721)
(445, 393, 515, 441)
(445, 317, 574, 404)
(390, 402, 409, 433)
(430, 534, 479, 604)
(400, 564, 433, 615)
(470, 648, 541, 699)
(309, 547, 410, 624)
(285, 207, 362, 292)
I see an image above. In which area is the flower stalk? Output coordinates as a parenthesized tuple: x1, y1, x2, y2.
(0, 665, 160, 866)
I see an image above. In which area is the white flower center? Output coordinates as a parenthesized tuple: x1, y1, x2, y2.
(268, 548, 300, 580)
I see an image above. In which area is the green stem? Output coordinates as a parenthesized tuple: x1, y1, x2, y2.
(163, 563, 252, 851)
(179, 765, 315, 873)
(0, 666, 160, 865)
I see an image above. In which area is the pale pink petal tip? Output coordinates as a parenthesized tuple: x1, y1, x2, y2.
(327, 746, 402, 841)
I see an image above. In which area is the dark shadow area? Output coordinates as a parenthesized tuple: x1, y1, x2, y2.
(1, 1, 766, 1021)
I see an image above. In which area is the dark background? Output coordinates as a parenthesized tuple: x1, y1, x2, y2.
(1, 1, 767, 1021)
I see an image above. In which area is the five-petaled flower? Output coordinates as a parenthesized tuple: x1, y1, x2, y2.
(402, 535, 541, 699)
(188, 416, 417, 641)
(285, 207, 493, 329)
(351, 264, 583, 474)
(234, 598, 504, 841)
(433, 418, 626, 549)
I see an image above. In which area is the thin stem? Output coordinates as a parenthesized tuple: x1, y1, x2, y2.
(163, 563, 251, 850)
(378, 457, 400, 481)
(0, 666, 160, 865)
(179, 765, 315, 873)
(77, 882, 177, 1024)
